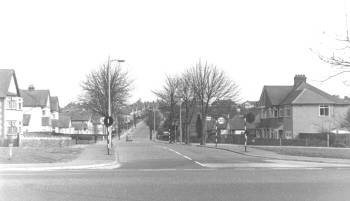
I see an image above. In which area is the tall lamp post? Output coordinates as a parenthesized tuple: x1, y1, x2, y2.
(107, 59, 124, 154)
(179, 98, 183, 144)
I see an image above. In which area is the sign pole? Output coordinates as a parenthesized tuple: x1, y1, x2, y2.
(244, 117, 247, 152)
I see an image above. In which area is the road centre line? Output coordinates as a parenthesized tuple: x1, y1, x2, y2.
(195, 161, 206, 167)
(155, 145, 193, 161)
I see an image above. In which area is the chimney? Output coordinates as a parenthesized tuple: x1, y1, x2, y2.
(28, 85, 35, 91)
(294, 74, 307, 86)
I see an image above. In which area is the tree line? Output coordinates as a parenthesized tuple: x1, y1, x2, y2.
(152, 59, 241, 145)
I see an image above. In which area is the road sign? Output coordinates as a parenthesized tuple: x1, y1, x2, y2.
(245, 112, 255, 124)
(104, 116, 114, 127)
(217, 117, 225, 124)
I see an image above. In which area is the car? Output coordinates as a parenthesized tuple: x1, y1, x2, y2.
(126, 134, 133, 141)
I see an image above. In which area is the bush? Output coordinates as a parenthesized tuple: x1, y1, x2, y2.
(331, 142, 346, 148)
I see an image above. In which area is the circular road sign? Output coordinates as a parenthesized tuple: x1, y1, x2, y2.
(217, 117, 225, 124)
(104, 116, 114, 127)
(246, 112, 255, 124)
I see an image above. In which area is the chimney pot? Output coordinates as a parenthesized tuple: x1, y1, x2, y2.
(294, 75, 307, 86)
(28, 85, 35, 91)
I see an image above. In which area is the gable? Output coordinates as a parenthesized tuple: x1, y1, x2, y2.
(0, 69, 20, 98)
(21, 90, 50, 107)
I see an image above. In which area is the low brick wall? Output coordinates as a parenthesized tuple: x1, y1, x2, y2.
(20, 136, 72, 148)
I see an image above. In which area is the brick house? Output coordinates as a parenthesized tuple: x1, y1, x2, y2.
(258, 75, 350, 139)
(0, 69, 24, 141)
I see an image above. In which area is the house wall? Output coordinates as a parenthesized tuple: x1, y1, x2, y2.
(292, 104, 349, 139)
(4, 96, 23, 136)
(23, 107, 44, 132)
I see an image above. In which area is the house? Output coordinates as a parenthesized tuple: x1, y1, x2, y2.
(58, 115, 74, 134)
(258, 74, 350, 139)
(0, 69, 24, 141)
(227, 114, 260, 135)
(21, 85, 53, 132)
(242, 100, 258, 109)
(66, 110, 92, 134)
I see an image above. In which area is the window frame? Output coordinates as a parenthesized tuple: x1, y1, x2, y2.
(279, 108, 283, 117)
(285, 107, 291, 117)
(319, 105, 330, 116)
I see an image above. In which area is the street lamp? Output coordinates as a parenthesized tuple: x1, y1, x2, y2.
(179, 98, 183, 144)
(107, 59, 124, 154)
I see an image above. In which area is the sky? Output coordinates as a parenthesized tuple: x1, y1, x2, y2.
(1, 0, 350, 107)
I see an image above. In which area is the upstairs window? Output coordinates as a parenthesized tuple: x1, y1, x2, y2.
(42, 110, 46, 116)
(279, 108, 283, 117)
(320, 105, 329, 116)
(18, 102, 22, 110)
(273, 107, 278, 118)
(6, 98, 18, 110)
(285, 107, 291, 117)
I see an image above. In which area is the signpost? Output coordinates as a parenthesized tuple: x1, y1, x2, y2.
(216, 117, 225, 147)
(244, 112, 255, 152)
(104, 115, 114, 155)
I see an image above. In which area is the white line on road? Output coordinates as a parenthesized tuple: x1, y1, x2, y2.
(195, 161, 206, 167)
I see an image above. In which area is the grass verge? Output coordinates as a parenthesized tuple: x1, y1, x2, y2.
(0, 147, 83, 164)
(254, 146, 350, 159)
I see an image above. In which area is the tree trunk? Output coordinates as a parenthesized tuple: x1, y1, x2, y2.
(201, 115, 207, 145)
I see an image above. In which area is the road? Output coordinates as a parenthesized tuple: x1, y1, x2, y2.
(1, 122, 350, 201)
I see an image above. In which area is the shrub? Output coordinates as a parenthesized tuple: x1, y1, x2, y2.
(331, 142, 346, 148)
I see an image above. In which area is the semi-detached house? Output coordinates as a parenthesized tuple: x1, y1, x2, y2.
(0, 69, 23, 142)
(258, 75, 350, 139)
(21, 85, 54, 132)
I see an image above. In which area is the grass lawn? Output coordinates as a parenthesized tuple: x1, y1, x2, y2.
(254, 146, 350, 159)
(0, 147, 83, 164)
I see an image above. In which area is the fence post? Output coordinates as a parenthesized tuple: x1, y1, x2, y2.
(280, 138, 281, 146)
(327, 134, 329, 147)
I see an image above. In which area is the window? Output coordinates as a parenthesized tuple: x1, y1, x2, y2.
(285, 107, 291, 117)
(262, 109, 266, 119)
(285, 131, 292, 139)
(6, 99, 11, 109)
(6, 98, 18, 110)
(52, 113, 55, 119)
(273, 108, 278, 118)
(279, 108, 283, 117)
(320, 105, 329, 116)
(6, 121, 17, 135)
(42, 110, 46, 116)
(18, 102, 22, 110)
(11, 100, 17, 109)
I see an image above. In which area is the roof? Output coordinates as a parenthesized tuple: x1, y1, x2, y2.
(23, 114, 31, 126)
(50, 96, 59, 112)
(260, 80, 349, 107)
(59, 115, 71, 128)
(264, 86, 294, 106)
(0, 69, 20, 98)
(280, 82, 348, 105)
(68, 110, 90, 121)
(21, 89, 50, 107)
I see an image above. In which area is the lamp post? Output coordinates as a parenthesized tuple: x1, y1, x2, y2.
(179, 98, 183, 144)
(148, 108, 156, 140)
(107, 58, 124, 154)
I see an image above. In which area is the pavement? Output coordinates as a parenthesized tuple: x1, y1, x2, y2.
(2, 127, 350, 171)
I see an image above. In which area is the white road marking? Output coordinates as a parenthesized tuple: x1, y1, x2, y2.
(195, 161, 206, 167)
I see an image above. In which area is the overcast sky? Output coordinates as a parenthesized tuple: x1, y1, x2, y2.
(1, 0, 350, 107)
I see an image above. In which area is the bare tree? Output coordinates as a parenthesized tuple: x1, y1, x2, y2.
(185, 59, 241, 145)
(310, 7, 350, 83)
(152, 74, 181, 139)
(79, 57, 134, 117)
(177, 72, 198, 144)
